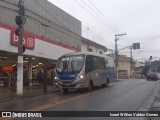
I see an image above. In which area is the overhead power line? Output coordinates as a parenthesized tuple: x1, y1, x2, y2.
(0, 6, 80, 41)
(120, 50, 160, 53)
(35, 0, 117, 49)
(82, 27, 114, 48)
(0, 0, 84, 41)
(34, 0, 80, 39)
(82, 25, 108, 39)
(0, 0, 114, 48)
(0, 0, 131, 49)
(47, 0, 119, 47)
(82, 29, 112, 48)
(87, 0, 124, 33)
(74, 0, 118, 33)
(82, 26, 107, 40)
(87, 0, 135, 43)
(80, 0, 120, 33)
(77, 0, 134, 46)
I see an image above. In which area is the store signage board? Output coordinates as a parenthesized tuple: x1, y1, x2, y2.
(2, 66, 14, 72)
(10, 31, 35, 50)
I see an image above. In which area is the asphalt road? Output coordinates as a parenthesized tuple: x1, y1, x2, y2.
(0, 79, 159, 120)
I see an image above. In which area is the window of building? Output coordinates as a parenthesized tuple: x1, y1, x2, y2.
(99, 51, 102, 54)
(87, 48, 92, 52)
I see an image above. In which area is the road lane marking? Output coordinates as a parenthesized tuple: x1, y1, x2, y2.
(25, 80, 146, 111)
(27, 92, 94, 111)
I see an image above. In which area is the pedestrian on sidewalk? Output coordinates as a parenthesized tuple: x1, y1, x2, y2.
(37, 69, 44, 85)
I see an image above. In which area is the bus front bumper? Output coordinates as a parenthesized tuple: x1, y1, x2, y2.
(55, 81, 86, 90)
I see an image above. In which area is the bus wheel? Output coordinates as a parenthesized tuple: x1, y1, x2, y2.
(88, 81, 93, 92)
(63, 88, 68, 93)
(104, 79, 109, 87)
(102, 79, 109, 87)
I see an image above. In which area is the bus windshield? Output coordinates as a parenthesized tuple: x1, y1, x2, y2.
(56, 55, 84, 74)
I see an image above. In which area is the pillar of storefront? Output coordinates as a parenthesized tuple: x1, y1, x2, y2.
(28, 58, 32, 86)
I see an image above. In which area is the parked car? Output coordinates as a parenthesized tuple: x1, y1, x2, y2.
(146, 71, 159, 81)
(157, 73, 160, 80)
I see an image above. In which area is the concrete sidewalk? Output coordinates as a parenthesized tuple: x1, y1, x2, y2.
(0, 79, 119, 103)
(0, 79, 139, 103)
(0, 85, 60, 103)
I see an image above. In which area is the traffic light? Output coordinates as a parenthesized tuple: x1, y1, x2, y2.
(15, 16, 24, 25)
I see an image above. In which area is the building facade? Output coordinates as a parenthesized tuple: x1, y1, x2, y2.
(0, 0, 81, 86)
(81, 37, 107, 54)
(117, 55, 131, 79)
(0, 0, 81, 59)
(134, 62, 145, 79)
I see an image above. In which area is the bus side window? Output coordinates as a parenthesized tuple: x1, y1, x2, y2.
(105, 59, 108, 68)
(93, 57, 105, 69)
(85, 55, 94, 73)
(93, 57, 98, 69)
(100, 57, 106, 69)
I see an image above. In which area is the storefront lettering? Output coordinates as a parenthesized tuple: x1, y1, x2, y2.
(11, 31, 35, 50)
(13, 35, 27, 44)
(27, 38, 34, 47)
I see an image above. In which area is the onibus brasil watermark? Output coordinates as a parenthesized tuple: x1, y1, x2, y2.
(1, 112, 42, 118)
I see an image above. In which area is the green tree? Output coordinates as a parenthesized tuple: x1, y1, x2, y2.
(157, 66, 160, 72)
(142, 65, 150, 77)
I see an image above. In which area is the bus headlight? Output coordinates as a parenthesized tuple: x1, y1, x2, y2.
(77, 75, 84, 80)
(80, 75, 84, 79)
(55, 76, 58, 80)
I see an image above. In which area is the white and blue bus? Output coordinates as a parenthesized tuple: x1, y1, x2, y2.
(55, 52, 115, 93)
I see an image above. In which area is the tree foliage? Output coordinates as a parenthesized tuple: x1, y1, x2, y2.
(142, 65, 150, 77)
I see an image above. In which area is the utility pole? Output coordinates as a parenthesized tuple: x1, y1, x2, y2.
(115, 35, 118, 80)
(130, 46, 133, 79)
(15, 0, 26, 95)
(115, 33, 126, 80)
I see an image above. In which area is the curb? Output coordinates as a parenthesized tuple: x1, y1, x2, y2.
(128, 81, 160, 120)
